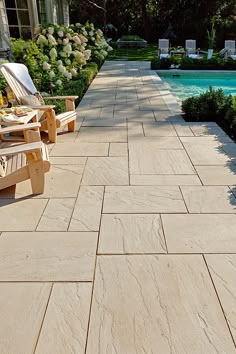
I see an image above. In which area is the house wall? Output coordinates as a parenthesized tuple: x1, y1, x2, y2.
(62, 0, 69, 26)
(0, 0, 10, 49)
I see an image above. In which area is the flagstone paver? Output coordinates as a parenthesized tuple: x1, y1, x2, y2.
(0, 232, 97, 281)
(98, 214, 166, 254)
(35, 283, 92, 354)
(86, 255, 236, 353)
(206, 255, 236, 343)
(162, 214, 236, 253)
(1, 61, 236, 353)
(0, 283, 51, 354)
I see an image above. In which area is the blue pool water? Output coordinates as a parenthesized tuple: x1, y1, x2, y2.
(157, 71, 236, 100)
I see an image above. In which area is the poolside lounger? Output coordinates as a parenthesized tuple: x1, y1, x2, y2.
(158, 39, 170, 59)
(185, 40, 201, 59)
(224, 40, 236, 59)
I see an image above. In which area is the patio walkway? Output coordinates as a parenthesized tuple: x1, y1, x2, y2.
(0, 61, 236, 353)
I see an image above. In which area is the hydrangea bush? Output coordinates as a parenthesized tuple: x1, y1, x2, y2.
(11, 22, 112, 93)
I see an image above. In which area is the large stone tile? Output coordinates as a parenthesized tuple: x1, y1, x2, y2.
(98, 214, 166, 254)
(190, 124, 227, 137)
(16, 165, 82, 198)
(50, 142, 109, 157)
(49, 156, 87, 165)
(86, 255, 235, 353)
(130, 174, 201, 185)
(82, 117, 126, 127)
(76, 127, 127, 143)
(37, 198, 75, 231)
(181, 186, 236, 213)
(0, 232, 97, 281)
(206, 254, 236, 343)
(195, 164, 236, 185)
(162, 214, 236, 253)
(173, 123, 194, 136)
(0, 283, 51, 354)
(143, 122, 177, 136)
(35, 283, 92, 354)
(82, 157, 129, 185)
(0, 199, 47, 231)
(130, 147, 195, 174)
(109, 143, 128, 156)
(181, 137, 232, 165)
(103, 186, 187, 213)
(69, 186, 104, 231)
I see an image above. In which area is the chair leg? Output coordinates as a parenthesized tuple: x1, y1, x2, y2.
(68, 119, 76, 132)
(28, 160, 45, 194)
(45, 110, 57, 143)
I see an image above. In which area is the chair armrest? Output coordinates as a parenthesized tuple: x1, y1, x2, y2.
(44, 96, 78, 101)
(0, 141, 44, 157)
(28, 105, 55, 111)
(0, 122, 41, 135)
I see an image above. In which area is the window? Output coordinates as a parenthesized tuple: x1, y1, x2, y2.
(36, 0, 47, 25)
(5, 0, 32, 39)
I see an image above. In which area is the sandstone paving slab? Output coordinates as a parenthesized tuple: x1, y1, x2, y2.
(222, 144, 236, 163)
(130, 174, 201, 185)
(82, 157, 129, 185)
(181, 186, 236, 213)
(173, 123, 195, 136)
(35, 283, 92, 354)
(206, 254, 236, 343)
(69, 186, 104, 231)
(12, 165, 82, 198)
(49, 156, 87, 165)
(129, 136, 183, 150)
(162, 214, 236, 253)
(143, 122, 177, 136)
(109, 143, 128, 156)
(0, 199, 47, 231)
(86, 255, 236, 354)
(0, 283, 51, 354)
(130, 147, 195, 175)
(103, 186, 187, 213)
(76, 127, 127, 143)
(37, 198, 75, 231)
(56, 131, 78, 142)
(195, 164, 236, 185)
(0, 232, 97, 281)
(181, 138, 232, 165)
(190, 124, 227, 137)
(98, 214, 166, 254)
(50, 142, 109, 156)
(127, 122, 144, 139)
(82, 117, 126, 127)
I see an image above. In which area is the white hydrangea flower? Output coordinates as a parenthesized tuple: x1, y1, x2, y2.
(91, 37, 95, 42)
(63, 38, 69, 44)
(36, 34, 48, 46)
(43, 62, 51, 70)
(79, 34, 88, 43)
(49, 70, 55, 78)
(57, 60, 63, 65)
(73, 35, 81, 45)
(56, 79, 62, 86)
(49, 48, 57, 59)
(84, 49, 91, 60)
(48, 34, 57, 46)
(63, 43, 72, 53)
(66, 33, 72, 40)
(97, 29, 103, 36)
(59, 51, 67, 57)
(42, 29, 46, 35)
(48, 27, 54, 35)
(71, 68, 77, 77)
(64, 71, 72, 80)
(100, 49, 107, 57)
(58, 64, 66, 73)
(65, 59, 71, 65)
(82, 30, 88, 36)
(89, 31, 94, 36)
(57, 38, 62, 44)
(58, 30, 64, 37)
(44, 55, 49, 62)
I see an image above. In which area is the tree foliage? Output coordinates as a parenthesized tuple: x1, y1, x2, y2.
(70, 0, 236, 46)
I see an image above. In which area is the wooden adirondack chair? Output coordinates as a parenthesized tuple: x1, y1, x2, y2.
(0, 63, 78, 143)
(0, 122, 50, 194)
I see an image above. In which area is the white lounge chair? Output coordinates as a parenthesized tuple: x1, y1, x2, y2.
(224, 40, 236, 59)
(158, 39, 170, 59)
(185, 40, 201, 59)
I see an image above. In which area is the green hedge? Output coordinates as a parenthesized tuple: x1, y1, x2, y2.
(182, 87, 236, 138)
(151, 56, 236, 70)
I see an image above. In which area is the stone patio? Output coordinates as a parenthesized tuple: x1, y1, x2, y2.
(0, 61, 236, 353)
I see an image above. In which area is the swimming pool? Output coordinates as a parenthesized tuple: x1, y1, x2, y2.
(157, 70, 236, 101)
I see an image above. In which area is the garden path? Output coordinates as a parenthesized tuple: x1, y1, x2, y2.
(0, 61, 236, 353)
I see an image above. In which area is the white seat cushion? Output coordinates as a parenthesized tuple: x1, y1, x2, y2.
(188, 54, 200, 59)
(160, 53, 170, 59)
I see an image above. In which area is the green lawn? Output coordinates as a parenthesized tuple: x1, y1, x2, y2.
(107, 44, 157, 61)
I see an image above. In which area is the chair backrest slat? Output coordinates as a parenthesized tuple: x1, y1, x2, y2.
(158, 39, 169, 54)
(185, 39, 196, 54)
(225, 40, 235, 55)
